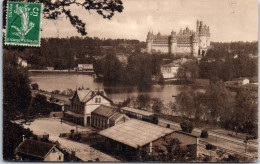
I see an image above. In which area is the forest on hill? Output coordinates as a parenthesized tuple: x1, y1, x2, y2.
(3, 37, 258, 71)
(3, 37, 146, 70)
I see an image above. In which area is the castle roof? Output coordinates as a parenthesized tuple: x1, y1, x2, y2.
(152, 35, 169, 44)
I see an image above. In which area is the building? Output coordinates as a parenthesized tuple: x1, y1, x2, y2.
(120, 106, 158, 124)
(161, 62, 180, 79)
(233, 78, 250, 85)
(170, 131, 199, 158)
(98, 119, 174, 156)
(225, 78, 250, 88)
(15, 139, 64, 161)
(64, 89, 112, 126)
(98, 119, 199, 158)
(146, 20, 210, 57)
(17, 56, 28, 67)
(46, 67, 54, 71)
(91, 105, 130, 129)
(77, 64, 94, 71)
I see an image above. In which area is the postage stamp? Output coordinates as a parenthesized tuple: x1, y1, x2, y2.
(5, 2, 42, 46)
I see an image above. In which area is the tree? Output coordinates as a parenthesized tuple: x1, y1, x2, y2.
(148, 138, 195, 162)
(3, 0, 124, 36)
(151, 98, 164, 114)
(32, 94, 52, 115)
(175, 90, 196, 118)
(232, 90, 257, 135)
(136, 95, 151, 109)
(3, 51, 32, 120)
(200, 130, 209, 138)
(102, 54, 124, 84)
(177, 60, 199, 82)
(180, 121, 194, 133)
(3, 122, 33, 160)
(31, 83, 39, 90)
(204, 81, 235, 123)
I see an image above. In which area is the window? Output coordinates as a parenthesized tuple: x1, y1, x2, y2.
(95, 98, 101, 103)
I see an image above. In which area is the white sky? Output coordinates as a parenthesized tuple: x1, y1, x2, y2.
(41, 0, 258, 42)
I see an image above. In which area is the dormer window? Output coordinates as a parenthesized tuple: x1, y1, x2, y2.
(95, 98, 101, 103)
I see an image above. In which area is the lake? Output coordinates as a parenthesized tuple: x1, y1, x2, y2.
(29, 73, 186, 104)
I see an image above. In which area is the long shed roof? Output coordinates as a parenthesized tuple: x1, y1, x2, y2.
(98, 119, 173, 148)
(121, 107, 155, 116)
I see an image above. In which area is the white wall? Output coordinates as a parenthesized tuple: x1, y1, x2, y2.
(151, 44, 170, 53)
(44, 147, 64, 162)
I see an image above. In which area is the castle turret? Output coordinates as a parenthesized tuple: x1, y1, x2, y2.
(196, 20, 200, 33)
(169, 30, 177, 55)
(198, 21, 207, 49)
(146, 31, 153, 53)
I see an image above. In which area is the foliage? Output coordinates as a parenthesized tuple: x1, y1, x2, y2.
(32, 94, 52, 115)
(136, 95, 151, 109)
(205, 144, 216, 150)
(177, 60, 199, 82)
(151, 98, 164, 114)
(31, 83, 39, 90)
(3, 0, 124, 36)
(175, 81, 257, 136)
(95, 53, 162, 90)
(204, 81, 235, 123)
(175, 90, 196, 118)
(101, 54, 124, 84)
(144, 138, 196, 162)
(226, 90, 258, 136)
(200, 130, 209, 138)
(180, 121, 194, 133)
(199, 42, 258, 82)
(3, 121, 33, 160)
(3, 50, 32, 120)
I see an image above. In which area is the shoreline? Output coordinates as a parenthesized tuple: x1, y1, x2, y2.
(28, 69, 95, 75)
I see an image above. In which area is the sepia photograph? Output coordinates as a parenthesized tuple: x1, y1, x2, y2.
(2, 0, 258, 162)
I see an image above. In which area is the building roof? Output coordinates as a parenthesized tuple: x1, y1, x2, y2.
(74, 89, 112, 104)
(161, 62, 180, 67)
(15, 139, 56, 159)
(121, 107, 155, 116)
(109, 112, 128, 122)
(65, 111, 84, 118)
(92, 105, 118, 118)
(98, 119, 173, 148)
(174, 130, 199, 138)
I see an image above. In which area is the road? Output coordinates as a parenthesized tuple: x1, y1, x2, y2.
(21, 118, 119, 162)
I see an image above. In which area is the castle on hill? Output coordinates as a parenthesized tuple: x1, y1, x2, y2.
(146, 20, 210, 57)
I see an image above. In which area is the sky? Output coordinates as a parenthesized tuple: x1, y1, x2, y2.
(41, 0, 258, 42)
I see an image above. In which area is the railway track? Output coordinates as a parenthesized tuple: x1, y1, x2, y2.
(158, 118, 258, 158)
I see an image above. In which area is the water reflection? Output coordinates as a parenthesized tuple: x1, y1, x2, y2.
(29, 73, 183, 103)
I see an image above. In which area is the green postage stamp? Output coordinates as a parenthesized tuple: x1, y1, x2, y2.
(5, 2, 42, 46)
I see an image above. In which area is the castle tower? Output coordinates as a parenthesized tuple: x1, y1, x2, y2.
(196, 20, 200, 33)
(206, 26, 210, 46)
(169, 30, 177, 55)
(146, 31, 153, 53)
(192, 33, 199, 57)
(198, 21, 207, 49)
